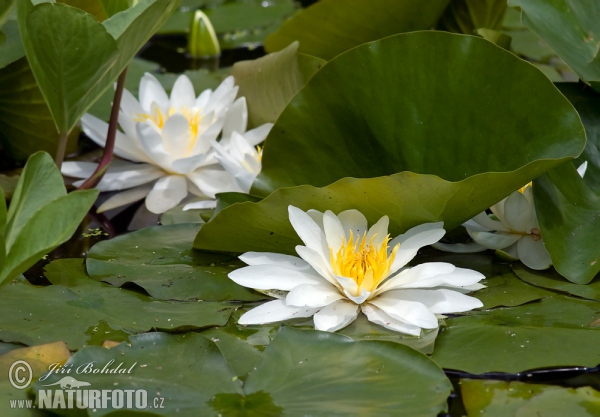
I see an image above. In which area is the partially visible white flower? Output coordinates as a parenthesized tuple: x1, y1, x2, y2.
(228, 206, 485, 336)
(435, 161, 588, 270)
(62, 73, 245, 214)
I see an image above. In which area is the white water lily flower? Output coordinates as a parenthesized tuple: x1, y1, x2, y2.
(61, 73, 245, 214)
(228, 206, 485, 335)
(435, 161, 588, 270)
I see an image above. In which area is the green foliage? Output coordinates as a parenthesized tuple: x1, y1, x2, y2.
(0, 260, 235, 350)
(195, 32, 585, 254)
(0, 20, 24, 70)
(439, 0, 507, 34)
(86, 224, 266, 302)
(264, 0, 450, 60)
(230, 41, 325, 126)
(509, 0, 600, 89)
(461, 380, 600, 416)
(431, 296, 600, 374)
(513, 264, 600, 302)
(0, 152, 97, 284)
(17, 0, 178, 134)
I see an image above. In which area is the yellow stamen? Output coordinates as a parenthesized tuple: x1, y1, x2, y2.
(518, 182, 532, 194)
(329, 231, 399, 294)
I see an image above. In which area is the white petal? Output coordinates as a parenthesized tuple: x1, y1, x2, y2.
(286, 283, 344, 308)
(338, 209, 368, 239)
(70, 162, 165, 191)
(366, 215, 390, 247)
(222, 97, 248, 138)
(171, 154, 208, 175)
(361, 304, 422, 336)
(228, 265, 325, 291)
(577, 161, 588, 178)
(120, 88, 143, 117)
(382, 289, 483, 314)
(397, 266, 485, 290)
(288, 206, 328, 255)
(503, 190, 531, 232)
(517, 236, 552, 270)
(375, 262, 455, 294)
(182, 200, 216, 210)
(186, 165, 242, 198)
(369, 296, 438, 329)
(61, 161, 97, 179)
(195, 89, 212, 109)
(388, 222, 446, 274)
(306, 209, 324, 229)
(161, 113, 192, 160)
(468, 230, 521, 250)
(170, 75, 196, 109)
(190, 114, 225, 156)
(313, 300, 359, 332)
(432, 242, 488, 253)
(81, 114, 147, 162)
(294, 245, 335, 283)
(204, 77, 236, 115)
(145, 175, 188, 214)
(97, 184, 154, 213)
(238, 300, 318, 325)
(243, 123, 273, 146)
(136, 122, 173, 170)
(343, 286, 370, 304)
(323, 210, 346, 253)
(239, 252, 311, 270)
(139, 73, 169, 112)
(500, 241, 520, 260)
(468, 212, 509, 232)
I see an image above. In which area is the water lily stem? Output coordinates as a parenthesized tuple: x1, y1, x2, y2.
(54, 131, 69, 168)
(78, 67, 129, 191)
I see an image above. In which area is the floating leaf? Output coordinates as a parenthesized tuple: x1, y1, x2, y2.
(265, 0, 451, 60)
(0, 20, 24, 69)
(230, 41, 325, 126)
(0, 260, 235, 350)
(242, 326, 452, 416)
(513, 264, 600, 302)
(87, 224, 265, 302)
(431, 296, 600, 374)
(461, 379, 600, 416)
(31, 332, 242, 416)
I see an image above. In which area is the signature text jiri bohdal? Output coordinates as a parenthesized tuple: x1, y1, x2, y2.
(39, 360, 137, 381)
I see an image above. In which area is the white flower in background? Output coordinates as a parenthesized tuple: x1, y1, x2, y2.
(228, 206, 485, 335)
(435, 161, 588, 270)
(61, 73, 266, 214)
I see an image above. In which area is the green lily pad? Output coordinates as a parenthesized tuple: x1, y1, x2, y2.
(242, 326, 452, 416)
(200, 327, 263, 379)
(0, 58, 78, 161)
(461, 379, 600, 416)
(0, 260, 235, 350)
(264, 0, 450, 60)
(86, 224, 265, 302)
(230, 41, 325, 126)
(512, 264, 600, 302)
(508, 0, 600, 87)
(31, 332, 242, 416)
(431, 296, 600, 374)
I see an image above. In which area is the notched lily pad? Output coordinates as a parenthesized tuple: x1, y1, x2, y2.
(86, 224, 266, 302)
(513, 264, 600, 302)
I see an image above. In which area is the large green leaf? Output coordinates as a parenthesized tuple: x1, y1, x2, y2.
(18, 0, 178, 134)
(23, 2, 118, 134)
(461, 379, 600, 416)
(255, 32, 584, 193)
(230, 41, 325, 126)
(264, 0, 451, 60)
(0, 152, 98, 283)
(31, 332, 242, 416)
(512, 264, 600, 302)
(508, 0, 600, 88)
(431, 296, 600, 374)
(241, 326, 452, 416)
(533, 162, 600, 284)
(0, 58, 78, 161)
(87, 224, 265, 302)
(0, 260, 235, 350)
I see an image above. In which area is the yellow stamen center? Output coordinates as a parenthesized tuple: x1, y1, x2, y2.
(518, 182, 532, 194)
(135, 106, 205, 155)
(329, 231, 399, 294)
